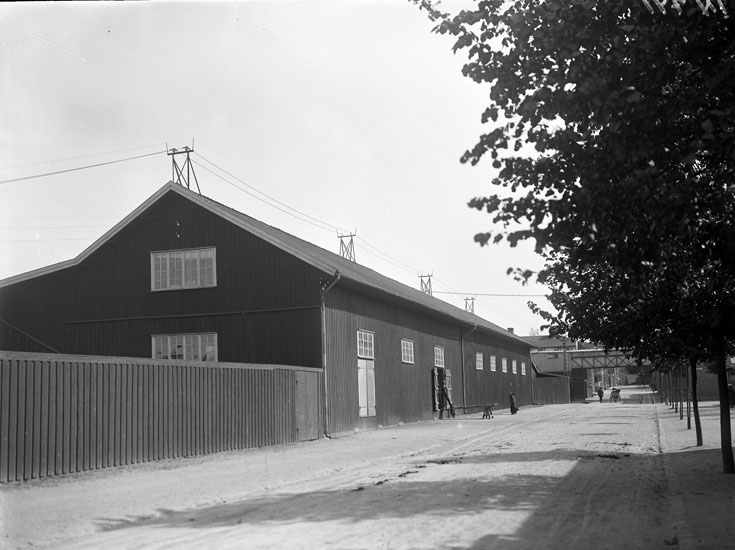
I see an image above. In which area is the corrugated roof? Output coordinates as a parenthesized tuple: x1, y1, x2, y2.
(1, 181, 530, 348)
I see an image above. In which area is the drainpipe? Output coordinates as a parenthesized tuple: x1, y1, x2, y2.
(320, 271, 341, 438)
(460, 323, 478, 412)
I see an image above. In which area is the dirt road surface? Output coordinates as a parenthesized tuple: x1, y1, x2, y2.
(2, 385, 734, 549)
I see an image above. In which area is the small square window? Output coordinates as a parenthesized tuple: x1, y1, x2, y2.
(475, 353, 483, 370)
(401, 339, 415, 364)
(434, 346, 445, 368)
(357, 330, 375, 359)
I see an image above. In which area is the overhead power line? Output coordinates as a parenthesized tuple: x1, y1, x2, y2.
(0, 143, 168, 171)
(433, 291, 548, 297)
(0, 150, 166, 185)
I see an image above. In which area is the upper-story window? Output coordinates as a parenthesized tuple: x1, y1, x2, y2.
(502, 358, 508, 373)
(401, 339, 415, 364)
(475, 353, 484, 370)
(521, 361, 527, 376)
(151, 247, 216, 291)
(490, 356, 497, 372)
(357, 330, 375, 359)
(512, 359, 518, 374)
(434, 346, 445, 368)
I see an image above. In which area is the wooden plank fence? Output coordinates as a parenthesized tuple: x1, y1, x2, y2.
(0, 351, 323, 483)
(533, 376, 571, 405)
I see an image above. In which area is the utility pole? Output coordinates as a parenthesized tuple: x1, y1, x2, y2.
(338, 233, 356, 262)
(167, 144, 200, 193)
(419, 274, 433, 296)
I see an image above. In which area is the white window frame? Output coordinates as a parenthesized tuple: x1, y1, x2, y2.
(152, 333, 218, 362)
(521, 361, 527, 376)
(475, 352, 484, 371)
(490, 355, 497, 372)
(512, 359, 518, 374)
(434, 346, 445, 368)
(151, 247, 216, 291)
(502, 358, 508, 373)
(401, 339, 415, 364)
(357, 330, 375, 359)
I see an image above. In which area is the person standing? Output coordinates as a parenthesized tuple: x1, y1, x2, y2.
(597, 387, 604, 403)
(509, 392, 518, 415)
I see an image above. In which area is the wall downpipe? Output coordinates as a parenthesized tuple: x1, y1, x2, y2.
(320, 271, 341, 438)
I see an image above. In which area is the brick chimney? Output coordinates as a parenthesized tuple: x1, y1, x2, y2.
(507, 327, 514, 334)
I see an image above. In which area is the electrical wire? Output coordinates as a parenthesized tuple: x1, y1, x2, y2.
(192, 160, 339, 233)
(434, 291, 547, 297)
(194, 153, 350, 234)
(0, 150, 166, 185)
(0, 143, 167, 171)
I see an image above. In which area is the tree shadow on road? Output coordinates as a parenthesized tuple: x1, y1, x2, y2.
(94, 447, 676, 549)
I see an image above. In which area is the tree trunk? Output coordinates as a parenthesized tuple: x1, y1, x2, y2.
(713, 331, 734, 473)
(689, 356, 703, 447)
(679, 364, 684, 420)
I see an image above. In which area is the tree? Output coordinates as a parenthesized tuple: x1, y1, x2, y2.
(414, 0, 735, 471)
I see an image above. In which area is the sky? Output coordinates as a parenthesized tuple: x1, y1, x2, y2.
(0, 0, 553, 335)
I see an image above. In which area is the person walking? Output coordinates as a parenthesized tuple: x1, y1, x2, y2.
(597, 387, 604, 403)
(439, 381, 455, 419)
(509, 392, 518, 415)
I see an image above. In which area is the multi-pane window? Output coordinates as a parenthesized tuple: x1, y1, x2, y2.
(434, 346, 445, 368)
(502, 358, 508, 373)
(490, 356, 497, 372)
(401, 339, 415, 364)
(357, 330, 375, 359)
(521, 362, 527, 376)
(512, 359, 518, 374)
(475, 353, 483, 370)
(152, 333, 217, 361)
(151, 247, 216, 291)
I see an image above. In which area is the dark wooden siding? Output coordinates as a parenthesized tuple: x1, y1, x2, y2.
(323, 284, 533, 434)
(461, 330, 534, 412)
(0, 191, 324, 367)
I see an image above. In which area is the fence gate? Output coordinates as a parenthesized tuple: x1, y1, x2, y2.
(295, 370, 320, 441)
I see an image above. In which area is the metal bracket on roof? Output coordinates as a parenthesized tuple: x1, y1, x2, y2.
(338, 232, 356, 262)
(419, 273, 433, 296)
(167, 143, 201, 194)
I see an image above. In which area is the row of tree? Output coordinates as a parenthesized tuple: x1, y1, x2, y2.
(414, 0, 735, 471)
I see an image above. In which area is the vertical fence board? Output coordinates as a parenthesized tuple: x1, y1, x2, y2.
(69, 361, 78, 475)
(81, 363, 89, 472)
(0, 359, 9, 483)
(132, 363, 139, 465)
(53, 361, 62, 475)
(102, 363, 109, 469)
(90, 364, 98, 471)
(106, 364, 114, 469)
(39, 362, 50, 477)
(120, 364, 128, 466)
(152, 366, 159, 461)
(8, 360, 19, 481)
(16, 360, 28, 481)
(32, 360, 42, 479)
